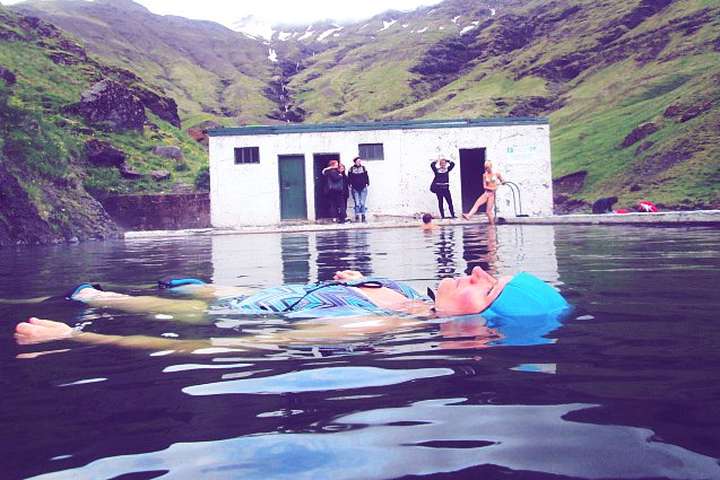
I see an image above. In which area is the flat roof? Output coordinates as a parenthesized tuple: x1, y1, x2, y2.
(208, 117, 549, 137)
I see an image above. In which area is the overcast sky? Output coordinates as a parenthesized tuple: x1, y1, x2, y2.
(1, 0, 444, 25)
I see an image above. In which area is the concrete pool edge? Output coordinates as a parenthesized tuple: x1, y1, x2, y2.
(123, 210, 720, 239)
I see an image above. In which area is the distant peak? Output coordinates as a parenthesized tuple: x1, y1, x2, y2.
(230, 14, 274, 40)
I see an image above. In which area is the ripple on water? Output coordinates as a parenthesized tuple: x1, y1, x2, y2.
(182, 366, 454, 396)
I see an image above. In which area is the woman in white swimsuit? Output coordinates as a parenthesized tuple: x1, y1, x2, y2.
(462, 161, 504, 224)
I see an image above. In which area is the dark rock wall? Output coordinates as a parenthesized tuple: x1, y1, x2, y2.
(101, 193, 210, 231)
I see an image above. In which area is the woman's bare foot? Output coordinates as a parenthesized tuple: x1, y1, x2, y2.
(462, 213, 471, 220)
(14, 317, 74, 345)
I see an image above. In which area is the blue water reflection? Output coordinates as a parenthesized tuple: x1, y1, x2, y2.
(183, 366, 454, 395)
(29, 400, 720, 480)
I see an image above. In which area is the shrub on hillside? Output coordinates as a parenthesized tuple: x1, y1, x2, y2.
(194, 166, 209, 191)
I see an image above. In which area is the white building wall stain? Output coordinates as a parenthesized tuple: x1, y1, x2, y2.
(210, 123, 553, 228)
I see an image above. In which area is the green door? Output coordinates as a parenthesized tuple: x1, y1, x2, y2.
(278, 155, 307, 220)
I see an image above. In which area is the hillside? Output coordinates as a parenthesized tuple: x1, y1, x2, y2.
(1, 0, 718, 246)
(0, 4, 208, 245)
(269, 0, 720, 210)
(19, 0, 719, 211)
(11, 0, 277, 126)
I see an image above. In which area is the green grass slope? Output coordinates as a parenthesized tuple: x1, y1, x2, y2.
(285, 0, 719, 209)
(12, 0, 276, 126)
(0, 5, 208, 245)
(3, 0, 718, 231)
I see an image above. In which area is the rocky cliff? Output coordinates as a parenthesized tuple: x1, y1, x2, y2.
(0, 5, 207, 246)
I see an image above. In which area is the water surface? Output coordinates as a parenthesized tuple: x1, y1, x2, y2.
(1, 225, 719, 479)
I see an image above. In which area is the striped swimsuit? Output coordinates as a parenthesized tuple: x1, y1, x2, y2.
(217, 278, 428, 318)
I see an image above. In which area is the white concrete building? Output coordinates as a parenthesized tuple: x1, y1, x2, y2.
(208, 118, 553, 227)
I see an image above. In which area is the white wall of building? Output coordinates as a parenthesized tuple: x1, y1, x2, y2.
(209, 122, 552, 227)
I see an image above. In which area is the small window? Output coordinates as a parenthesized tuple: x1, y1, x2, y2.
(358, 143, 384, 160)
(234, 147, 260, 164)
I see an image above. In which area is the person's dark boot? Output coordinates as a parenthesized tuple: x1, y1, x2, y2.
(355, 214, 360, 222)
(361, 214, 366, 223)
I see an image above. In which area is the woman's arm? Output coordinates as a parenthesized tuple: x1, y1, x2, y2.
(15, 317, 224, 352)
(14, 314, 423, 354)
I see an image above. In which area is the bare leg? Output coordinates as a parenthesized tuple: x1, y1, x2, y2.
(486, 192, 496, 224)
(463, 192, 489, 219)
(73, 287, 209, 322)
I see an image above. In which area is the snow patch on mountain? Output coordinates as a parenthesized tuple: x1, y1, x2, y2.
(460, 20, 480, 35)
(379, 19, 397, 32)
(298, 27, 315, 41)
(317, 26, 343, 42)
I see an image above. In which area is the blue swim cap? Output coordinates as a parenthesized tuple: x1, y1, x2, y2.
(480, 272, 570, 346)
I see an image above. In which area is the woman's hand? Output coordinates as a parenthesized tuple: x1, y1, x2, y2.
(15, 317, 75, 345)
(333, 270, 365, 282)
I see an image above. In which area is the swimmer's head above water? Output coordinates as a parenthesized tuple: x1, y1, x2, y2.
(431, 267, 506, 316)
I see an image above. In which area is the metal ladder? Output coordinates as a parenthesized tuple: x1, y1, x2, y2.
(499, 181, 528, 217)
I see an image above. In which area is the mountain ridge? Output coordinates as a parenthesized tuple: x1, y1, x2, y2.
(1, 0, 718, 247)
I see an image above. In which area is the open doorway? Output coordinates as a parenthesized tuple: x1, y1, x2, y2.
(313, 153, 340, 219)
(459, 148, 486, 213)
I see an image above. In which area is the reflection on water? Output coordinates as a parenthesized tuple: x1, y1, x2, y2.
(2, 225, 720, 479)
(28, 401, 720, 480)
(183, 366, 454, 395)
(208, 224, 561, 290)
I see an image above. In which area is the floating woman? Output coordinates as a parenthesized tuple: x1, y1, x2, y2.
(14, 268, 569, 352)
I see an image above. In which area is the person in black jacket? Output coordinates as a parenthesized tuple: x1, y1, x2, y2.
(338, 162, 350, 222)
(348, 157, 370, 222)
(322, 160, 346, 222)
(430, 158, 456, 218)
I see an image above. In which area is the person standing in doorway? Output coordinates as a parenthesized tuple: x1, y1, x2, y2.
(430, 157, 456, 219)
(462, 161, 504, 224)
(338, 162, 350, 222)
(322, 160, 346, 222)
(348, 157, 370, 223)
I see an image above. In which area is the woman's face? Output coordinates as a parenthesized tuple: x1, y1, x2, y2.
(439, 159, 447, 168)
(434, 267, 496, 315)
(485, 163, 493, 172)
(338, 164, 345, 173)
(354, 158, 362, 166)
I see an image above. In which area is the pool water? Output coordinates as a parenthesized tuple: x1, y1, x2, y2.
(1, 225, 719, 479)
